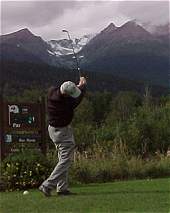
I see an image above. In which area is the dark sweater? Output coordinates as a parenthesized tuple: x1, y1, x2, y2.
(47, 85, 86, 127)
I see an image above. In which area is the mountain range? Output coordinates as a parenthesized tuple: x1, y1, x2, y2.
(79, 21, 169, 87)
(0, 21, 169, 88)
(0, 28, 94, 65)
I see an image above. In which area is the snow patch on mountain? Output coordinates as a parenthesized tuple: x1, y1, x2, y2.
(48, 34, 95, 56)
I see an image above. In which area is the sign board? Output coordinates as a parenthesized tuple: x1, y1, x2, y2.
(0, 98, 46, 159)
(5, 103, 41, 130)
(5, 133, 41, 143)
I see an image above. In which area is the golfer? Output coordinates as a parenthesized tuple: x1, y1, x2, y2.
(39, 77, 86, 196)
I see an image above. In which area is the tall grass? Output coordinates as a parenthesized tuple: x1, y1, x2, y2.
(69, 143, 170, 184)
(1, 143, 170, 191)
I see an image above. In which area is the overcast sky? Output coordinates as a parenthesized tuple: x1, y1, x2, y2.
(1, 1, 169, 41)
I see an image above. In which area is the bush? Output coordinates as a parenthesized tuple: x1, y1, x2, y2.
(1, 147, 170, 191)
(70, 150, 170, 184)
(74, 124, 96, 152)
(142, 157, 170, 178)
(102, 104, 170, 155)
(70, 161, 93, 184)
(1, 150, 52, 191)
(126, 106, 170, 155)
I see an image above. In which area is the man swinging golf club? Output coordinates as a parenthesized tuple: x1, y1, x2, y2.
(39, 76, 86, 196)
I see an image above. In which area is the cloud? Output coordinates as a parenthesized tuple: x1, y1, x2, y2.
(1, 1, 77, 32)
(1, 1, 169, 40)
(30, 1, 129, 40)
(51, 2, 125, 38)
(118, 1, 169, 26)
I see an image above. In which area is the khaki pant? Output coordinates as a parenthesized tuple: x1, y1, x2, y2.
(42, 125, 75, 192)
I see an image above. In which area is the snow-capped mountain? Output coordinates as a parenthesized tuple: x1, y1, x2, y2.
(1, 21, 169, 87)
(0, 28, 94, 65)
(48, 34, 95, 56)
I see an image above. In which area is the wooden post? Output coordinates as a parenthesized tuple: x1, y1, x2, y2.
(40, 96, 47, 155)
(0, 96, 5, 160)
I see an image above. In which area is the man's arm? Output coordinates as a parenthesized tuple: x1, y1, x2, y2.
(72, 77, 87, 108)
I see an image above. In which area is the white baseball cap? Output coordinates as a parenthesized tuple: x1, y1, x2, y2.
(60, 81, 81, 98)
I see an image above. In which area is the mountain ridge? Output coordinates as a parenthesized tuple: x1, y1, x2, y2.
(0, 21, 169, 88)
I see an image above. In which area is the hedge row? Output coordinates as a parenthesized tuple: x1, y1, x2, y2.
(1, 149, 170, 191)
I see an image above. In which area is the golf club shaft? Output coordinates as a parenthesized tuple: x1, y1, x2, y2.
(62, 30, 81, 78)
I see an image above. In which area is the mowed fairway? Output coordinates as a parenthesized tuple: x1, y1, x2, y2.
(0, 178, 170, 213)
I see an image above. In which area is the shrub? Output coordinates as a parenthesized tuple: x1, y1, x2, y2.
(69, 159, 93, 184)
(1, 147, 170, 191)
(142, 157, 170, 178)
(103, 104, 170, 155)
(74, 124, 96, 152)
(1, 150, 52, 191)
(69, 150, 170, 184)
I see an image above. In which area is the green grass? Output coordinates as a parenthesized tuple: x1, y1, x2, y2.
(0, 178, 170, 213)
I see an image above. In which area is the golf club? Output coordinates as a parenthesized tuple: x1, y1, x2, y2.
(62, 29, 81, 78)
